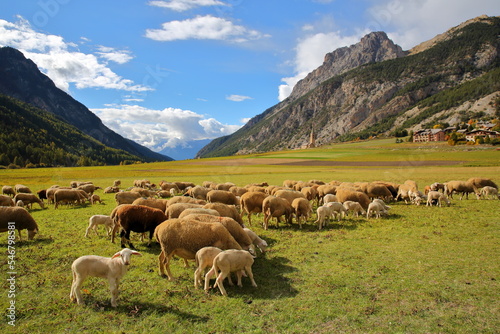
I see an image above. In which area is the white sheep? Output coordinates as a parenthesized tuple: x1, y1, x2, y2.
(194, 246, 223, 288)
(204, 249, 257, 296)
(324, 201, 347, 221)
(85, 215, 114, 237)
(314, 205, 334, 230)
(70, 248, 142, 307)
(372, 199, 391, 211)
(479, 186, 499, 200)
(366, 201, 388, 218)
(243, 227, 268, 254)
(426, 191, 451, 207)
(342, 201, 366, 217)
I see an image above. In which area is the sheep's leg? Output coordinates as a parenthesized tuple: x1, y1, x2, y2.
(204, 267, 216, 291)
(245, 266, 258, 288)
(194, 265, 204, 288)
(158, 251, 167, 278)
(111, 224, 119, 243)
(215, 272, 228, 296)
(108, 277, 119, 307)
(71, 274, 85, 305)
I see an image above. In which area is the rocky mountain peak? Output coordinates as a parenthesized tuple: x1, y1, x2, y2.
(287, 31, 407, 101)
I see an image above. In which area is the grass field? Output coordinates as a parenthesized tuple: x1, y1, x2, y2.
(1, 139, 499, 333)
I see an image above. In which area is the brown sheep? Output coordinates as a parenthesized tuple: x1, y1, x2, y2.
(90, 194, 103, 205)
(274, 189, 306, 205)
(206, 190, 239, 206)
(2, 186, 15, 197)
(365, 183, 393, 202)
(13, 193, 46, 209)
(0, 194, 15, 207)
(112, 204, 167, 249)
(245, 185, 267, 193)
(262, 196, 294, 230)
(335, 188, 370, 210)
(15, 184, 32, 194)
(444, 181, 475, 200)
(165, 203, 203, 219)
(154, 218, 242, 280)
(301, 186, 318, 202)
(186, 185, 210, 200)
(0, 207, 39, 240)
(178, 208, 220, 219)
(115, 191, 142, 205)
(203, 202, 244, 226)
(54, 189, 88, 209)
(167, 196, 206, 207)
(291, 197, 312, 229)
(181, 214, 252, 251)
(403, 180, 418, 192)
(316, 184, 337, 203)
(130, 187, 155, 197)
(215, 182, 236, 191)
(240, 191, 268, 226)
(467, 178, 498, 193)
(159, 181, 181, 194)
(229, 186, 248, 197)
(131, 198, 168, 212)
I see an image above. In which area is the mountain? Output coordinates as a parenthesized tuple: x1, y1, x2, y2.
(0, 46, 172, 162)
(0, 94, 142, 167)
(197, 15, 500, 158)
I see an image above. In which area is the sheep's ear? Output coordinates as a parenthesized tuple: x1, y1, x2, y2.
(131, 251, 142, 256)
(112, 251, 122, 259)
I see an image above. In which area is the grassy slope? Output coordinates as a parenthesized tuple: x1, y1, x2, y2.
(0, 140, 499, 333)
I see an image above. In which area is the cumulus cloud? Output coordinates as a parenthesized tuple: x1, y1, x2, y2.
(0, 17, 149, 92)
(91, 105, 242, 150)
(148, 0, 227, 12)
(145, 15, 270, 43)
(226, 94, 252, 102)
(278, 31, 362, 101)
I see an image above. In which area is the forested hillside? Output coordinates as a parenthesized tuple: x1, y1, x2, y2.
(0, 95, 143, 168)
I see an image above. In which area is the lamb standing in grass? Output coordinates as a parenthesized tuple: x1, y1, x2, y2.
(342, 201, 366, 217)
(243, 227, 268, 255)
(366, 201, 388, 218)
(478, 186, 499, 200)
(85, 215, 114, 237)
(194, 246, 223, 288)
(70, 248, 141, 307)
(204, 249, 257, 296)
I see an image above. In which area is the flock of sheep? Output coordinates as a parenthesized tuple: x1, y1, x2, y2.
(0, 176, 498, 307)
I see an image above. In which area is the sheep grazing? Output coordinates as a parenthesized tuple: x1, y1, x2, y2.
(203, 202, 245, 226)
(479, 186, 499, 200)
(154, 218, 242, 280)
(0, 207, 39, 240)
(243, 227, 268, 255)
(366, 201, 388, 219)
(54, 189, 88, 209)
(426, 191, 451, 207)
(2, 185, 15, 197)
(194, 246, 223, 288)
(262, 196, 294, 230)
(444, 180, 475, 200)
(85, 215, 114, 237)
(314, 205, 335, 230)
(467, 177, 498, 193)
(112, 204, 167, 249)
(13, 193, 45, 209)
(291, 197, 312, 229)
(430, 182, 445, 192)
(323, 194, 338, 204)
(90, 194, 102, 205)
(70, 248, 142, 307)
(0, 195, 15, 207)
(204, 249, 257, 296)
(206, 190, 239, 206)
(274, 189, 306, 205)
(186, 185, 210, 200)
(335, 188, 370, 210)
(15, 184, 32, 194)
(115, 191, 142, 205)
(342, 201, 366, 217)
(240, 191, 268, 226)
(365, 183, 393, 202)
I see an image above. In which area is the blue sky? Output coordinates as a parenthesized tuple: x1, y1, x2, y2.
(0, 0, 498, 159)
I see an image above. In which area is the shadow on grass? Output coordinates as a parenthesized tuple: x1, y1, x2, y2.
(0, 235, 54, 248)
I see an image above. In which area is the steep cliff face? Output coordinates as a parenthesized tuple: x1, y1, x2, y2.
(288, 31, 407, 101)
(197, 16, 500, 158)
(0, 47, 172, 162)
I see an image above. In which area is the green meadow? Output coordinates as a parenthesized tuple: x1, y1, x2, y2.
(1, 139, 499, 333)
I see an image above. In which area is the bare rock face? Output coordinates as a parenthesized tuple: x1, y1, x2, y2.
(287, 32, 407, 101)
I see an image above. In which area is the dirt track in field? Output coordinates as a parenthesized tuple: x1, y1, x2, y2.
(191, 158, 463, 167)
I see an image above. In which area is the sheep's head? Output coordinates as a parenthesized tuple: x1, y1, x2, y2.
(113, 248, 142, 265)
(28, 228, 38, 240)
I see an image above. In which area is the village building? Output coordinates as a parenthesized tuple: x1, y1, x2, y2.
(465, 129, 499, 142)
(413, 129, 445, 142)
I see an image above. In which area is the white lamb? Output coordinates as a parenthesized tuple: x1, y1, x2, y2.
(366, 201, 388, 219)
(85, 215, 114, 237)
(426, 191, 451, 207)
(342, 201, 366, 217)
(314, 205, 334, 230)
(479, 186, 499, 200)
(204, 249, 257, 296)
(194, 246, 223, 288)
(70, 248, 141, 307)
(324, 201, 347, 221)
(243, 227, 268, 254)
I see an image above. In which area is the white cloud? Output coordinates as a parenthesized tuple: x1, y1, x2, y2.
(278, 31, 362, 101)
(145, 15, 270, 43)
(226, 94, 252, 102)
(148, 0, 227, 12)
(0, 17, 149, 92)
(91, 105, 242, 150)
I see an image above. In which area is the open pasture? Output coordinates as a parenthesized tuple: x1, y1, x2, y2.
(1, 140, 499, 333)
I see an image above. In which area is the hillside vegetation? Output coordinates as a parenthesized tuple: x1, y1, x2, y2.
(0, 95, 143, 168)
